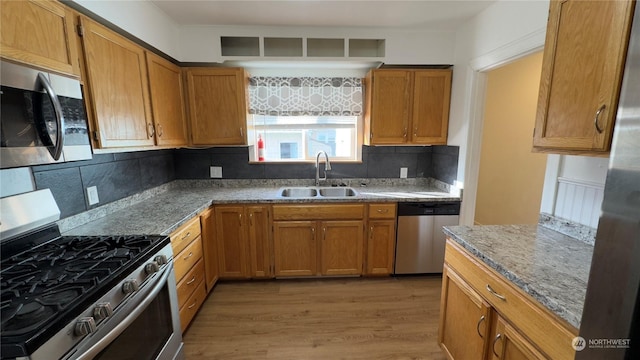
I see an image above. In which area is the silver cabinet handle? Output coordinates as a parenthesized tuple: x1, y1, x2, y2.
(147, 122, 155, 138)
(476, 315, 486, 339)
(486, 284, 506, 301)
(311, 227, 315, 240)
(249, 212, 253, 226)
(187, 301, 197, 309)
(183, 252, 193, 260)
(181, 231, 191, 241)
(240, 127, 244, 137)
(157, 123, 164, 137)
(37, 73, 64, 160)
(594, 104, 606, 134)
(186, 276, 196, 285)
(493, 333, 502, 357)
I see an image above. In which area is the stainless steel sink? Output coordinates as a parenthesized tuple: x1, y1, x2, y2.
(280, 188, 318, 198)
(318, 187, 356, 197)
(279, 186, 357, 198)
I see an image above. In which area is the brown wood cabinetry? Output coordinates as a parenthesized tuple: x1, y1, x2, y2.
(214, 204, 271, 279)
(1, 0, 80, 76)
(200, 208, 219, 292)
(439, 240, 577, 360)
(78, 16, 155, 148)
(272, 204, 365, 277)
(185, 67, 248, 145)
(145, 52, 188, 146)
(273, 221, 317, 276)
(169, 216, 206, 332)
(364, 203, 396, 275)
(533, 0, 635, 155)
(365, 69, 451, 145)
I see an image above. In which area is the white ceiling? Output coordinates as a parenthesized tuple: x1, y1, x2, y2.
(149, 0, 498, 30)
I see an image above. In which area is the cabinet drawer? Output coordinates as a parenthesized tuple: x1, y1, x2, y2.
(368, 203, 396, 219)
(179, 279, 206, 332)
(444, 240, 576, 360)
(176, 258, 205, 309)
(174, 236, 203, 282)
(171, 217, 201, 256)
(272, 204, 365, 221)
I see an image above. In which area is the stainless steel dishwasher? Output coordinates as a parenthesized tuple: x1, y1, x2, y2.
(394, 202, 461, 274)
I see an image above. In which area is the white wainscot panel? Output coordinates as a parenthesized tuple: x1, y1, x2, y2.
(554, 177, 604, 228)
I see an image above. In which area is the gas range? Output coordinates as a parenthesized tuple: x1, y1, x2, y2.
(0, 190, 184, 360)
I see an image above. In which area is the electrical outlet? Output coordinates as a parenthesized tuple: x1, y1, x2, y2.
(400, 167, 408, 178)
(210, 166, 222, 178)
(87, 186, 99, 205)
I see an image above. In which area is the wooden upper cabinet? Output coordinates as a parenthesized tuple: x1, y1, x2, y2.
(412, 70, 451, 144)
(366, 70, 412, 144)
(1, 0, 80, 76)
(365, 69, 452, 145)
(185, 67, 248, 146)
(146, 52, 188, 146)
(533, 0, 635, 154)
(79, 17, 154, 148)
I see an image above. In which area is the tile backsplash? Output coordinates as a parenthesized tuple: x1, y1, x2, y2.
(25, 145, 458, 220)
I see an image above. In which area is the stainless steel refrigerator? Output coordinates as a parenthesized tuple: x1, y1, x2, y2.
(577, 3, 640, 359)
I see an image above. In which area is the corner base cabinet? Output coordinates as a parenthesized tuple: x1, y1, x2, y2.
(439, 240, 577, 360)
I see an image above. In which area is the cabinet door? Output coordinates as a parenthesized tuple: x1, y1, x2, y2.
(411, 70, 451, 145)
(490, 316, 546, 360)
(320, 220, 364, 276)
(79, 17, 154, 148)
(533, 0, 634, 153)
(200, 208, 219, 292)
(146, 52, 187, 146)
(215, 206, 250, 279)
(368, 70, 412, 144)
(1, 0, 79, 76)
(273, 221, 317, 277)
(185, 68, 247, 145)
(365, 220, 396, 275)
(439, 265, 491, 360)
(247, 206, 272, 278)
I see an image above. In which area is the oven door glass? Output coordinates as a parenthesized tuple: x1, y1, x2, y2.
(94, 284, 173, 360)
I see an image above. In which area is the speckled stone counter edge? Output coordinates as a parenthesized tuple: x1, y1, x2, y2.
(58, 177, 457, 233)
(538, 213, 596, 245)
(442, 226, 586, 328)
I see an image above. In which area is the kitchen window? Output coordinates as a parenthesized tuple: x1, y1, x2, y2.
(247, 76, 363, 162)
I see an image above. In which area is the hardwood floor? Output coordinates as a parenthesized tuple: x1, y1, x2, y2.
(182, 276, 446, 360)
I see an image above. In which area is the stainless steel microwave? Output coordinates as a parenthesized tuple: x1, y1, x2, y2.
(0, 60, 92, 169)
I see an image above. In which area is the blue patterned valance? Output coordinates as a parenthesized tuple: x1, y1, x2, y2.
(248, 77, 363, 116)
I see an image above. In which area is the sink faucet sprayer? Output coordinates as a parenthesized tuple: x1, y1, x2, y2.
(315, 151, 332, 186)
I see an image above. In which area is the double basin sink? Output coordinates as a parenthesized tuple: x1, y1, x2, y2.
(280, 186, 357, 198)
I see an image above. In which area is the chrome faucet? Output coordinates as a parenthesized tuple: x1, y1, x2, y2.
(315, 151, 332, 186)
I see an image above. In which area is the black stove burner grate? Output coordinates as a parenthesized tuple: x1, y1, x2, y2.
(0, 234, 165, 338)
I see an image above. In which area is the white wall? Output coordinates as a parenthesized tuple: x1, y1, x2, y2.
(449, 0, 550, 224)
(178, 25, 456, 64)
(73, 0, 181, 59)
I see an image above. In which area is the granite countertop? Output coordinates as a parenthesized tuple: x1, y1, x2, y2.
(443, 224, 593, 329)
(63, 179, 460, 237)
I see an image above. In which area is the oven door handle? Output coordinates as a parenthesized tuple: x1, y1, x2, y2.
(75, 266, 173, 360)
(37, 72, 65, 161)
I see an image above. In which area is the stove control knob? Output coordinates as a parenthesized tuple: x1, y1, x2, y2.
(75, 317, 97, 336)
(154, 255, 168, 265)
(122, 279, 139, 294)
(93, 302, 113, 321)
(145, 262, 160, 274)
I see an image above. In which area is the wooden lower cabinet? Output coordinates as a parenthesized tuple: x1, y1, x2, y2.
(273, 221, 317, 277)
(320, 220, 364, 276)
(439, 265, 491, 360)
(178, 280, 207, 333)
(214, 204, 271, 279)
(439, 240, 577, 360)
(200, 208, 219, 292)
(365, 220, 396, 275)
(489, 316, 546, 360)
